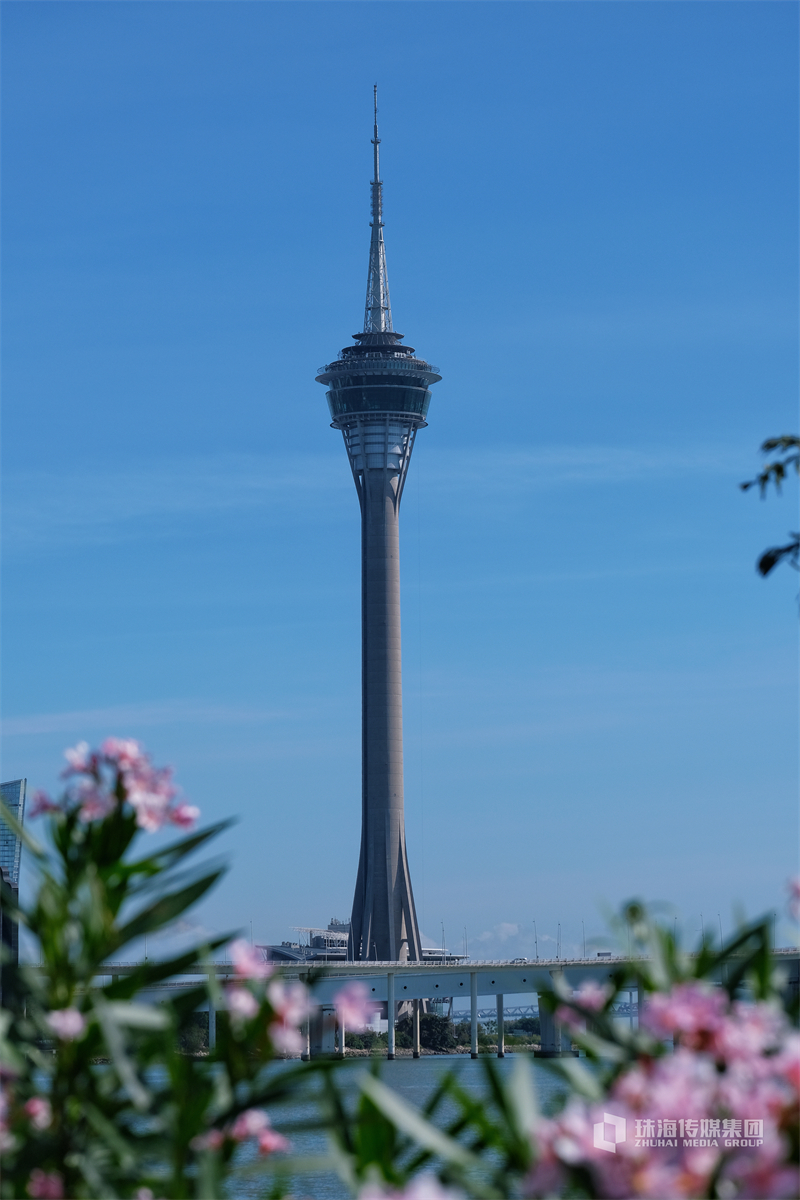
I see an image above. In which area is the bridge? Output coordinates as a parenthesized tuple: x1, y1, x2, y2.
(83, 947, 799, 1060)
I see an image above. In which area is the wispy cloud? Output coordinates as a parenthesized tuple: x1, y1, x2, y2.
(2, 443, 742, 552)
(1, 453, 347, 551)
(510, 299, 797, 349)
(476, 922, 520, 943)
(2, 699, 290, 738)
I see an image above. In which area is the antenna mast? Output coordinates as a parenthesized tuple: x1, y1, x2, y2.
(364, 85, 393, 333)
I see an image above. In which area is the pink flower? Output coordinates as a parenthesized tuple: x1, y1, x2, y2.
(714, 1000, 785, 1062)
(45, 1008, 87, 1041)
(257, 1126, 291, 1155)
(134, 1190, 156, 1200)
(61, 741, 93, 776)
(169, 801, 200, 829)
(268, 979, 312, 1025)
(228, 1109, 290, 1155)
(126, 783, 173, 833)
(334, 981, 376, 1029)
(53, 739, 201, 833)
(775, 1031, 800, 1094)
(556, 980, 613, 1031)
(28, 791, 62, 819)
(100, 737, 148, 770)
(225, 984, 259, 1021)
(269, 1021, 304, 1056)
(26, 1170, 63, 1199)
(230, 939, 272, 981)
(788, 877, 800, 919)
(268, 979, 313, 1054)
(23, 1097, 52, 1130)
(641, 982, 727, 1050)
(229, 1108, 269, 1140)
(573, 979, 612, 1012)
(74, 780, 115, 823)
(190, 1128, 224, 1152)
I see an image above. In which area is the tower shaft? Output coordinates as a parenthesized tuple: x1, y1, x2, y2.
(345, 420, 422, 961)
(316, 91, 441, 962)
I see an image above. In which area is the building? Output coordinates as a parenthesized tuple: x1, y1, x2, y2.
(0, 778, 27, 969)
(259, 917, 463, 967)
(261, 918, 351, 965)
(316, 90, 441, 962)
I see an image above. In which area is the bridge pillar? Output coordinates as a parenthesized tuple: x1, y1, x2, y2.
(412, 998, 420, 1058)
(301, 1015, 310, 1061)
(470, 972, 478, 1058)
(310, 1005, 337, 1057)
(208, 1002, 216, 1050)
(387, 973, 395, 1060)
(538, 1001, 560, 1056)
(338, 1013, 346, 1057)
(496, 994, 504, 1058)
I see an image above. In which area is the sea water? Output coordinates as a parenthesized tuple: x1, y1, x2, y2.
(232, 1054, 568, 1199)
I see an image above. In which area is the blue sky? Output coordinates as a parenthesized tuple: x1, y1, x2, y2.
(2, 1, 797, 963)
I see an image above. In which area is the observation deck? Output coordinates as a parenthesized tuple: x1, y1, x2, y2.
(316, 331, 441, 425)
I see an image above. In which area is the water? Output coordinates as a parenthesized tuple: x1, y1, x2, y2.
(233, 1054, 568, 1198)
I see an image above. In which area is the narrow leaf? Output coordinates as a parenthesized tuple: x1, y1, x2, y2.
(116, 869, 224, 945)
(104, 1001, 171, 1030)
(359, 1074, 477, 1168)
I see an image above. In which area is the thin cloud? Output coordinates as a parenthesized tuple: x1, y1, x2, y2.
(3, 444, 742, 552)
(2, 699, 291, 738)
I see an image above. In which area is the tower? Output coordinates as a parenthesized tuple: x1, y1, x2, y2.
(316, 89, 441, 961)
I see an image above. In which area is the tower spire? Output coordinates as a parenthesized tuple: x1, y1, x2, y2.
(364, 85, 393, 334)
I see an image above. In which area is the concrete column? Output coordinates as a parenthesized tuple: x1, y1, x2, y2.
(470, 972, 478, 1059)
(387, 973, 395, 1059)
(310, 1006, 337, 1057)
(496, 994, 504, 1058)
(538, 1000, 559, 1056)
(338, 1014, 346, 1058)
(208, 1002, 216, 1050)
(348, 451, 423, 963)
(412, 999, 420, 1058)
(301, 1015, 310, 1061)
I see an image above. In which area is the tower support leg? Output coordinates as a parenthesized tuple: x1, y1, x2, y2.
(412, 999, 420, 1058)
(387, 973, 395, 1059)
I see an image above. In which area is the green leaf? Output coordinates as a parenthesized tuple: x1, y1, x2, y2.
(103, 1001, 171, 1030)
(127, 819, 235, 876)
(93, 997, 152, 1111)
(359, 1073, 478, 1169)
(116, 868, 225, 945)
(554, 1055, 604, 1101)
(506, 1055, 540, 1132)
(103, 935, 233, 999)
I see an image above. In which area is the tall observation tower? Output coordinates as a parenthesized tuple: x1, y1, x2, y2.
(316, 89, 441, 962)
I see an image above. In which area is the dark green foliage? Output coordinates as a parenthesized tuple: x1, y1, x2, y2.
(0, 764, 325, 1200)
(740, 435, 800, 576)
(177, 1011, 208, 1055)
(506, 1016, 539, 1036)
(394, 1013, 456, 1052)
